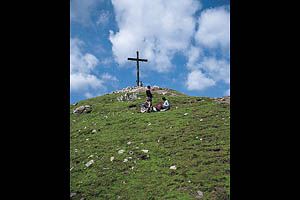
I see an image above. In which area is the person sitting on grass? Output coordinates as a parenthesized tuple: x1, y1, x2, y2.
(161, 97, 170, 111)
(141, 103, 147, 113)
(141, 100, 152, 113)
(156, 103, 163, 111)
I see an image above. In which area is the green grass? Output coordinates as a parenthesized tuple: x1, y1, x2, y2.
(70, 89, 230, 200)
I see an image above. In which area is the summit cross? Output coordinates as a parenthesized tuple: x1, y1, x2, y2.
(128, 51, 148, 86)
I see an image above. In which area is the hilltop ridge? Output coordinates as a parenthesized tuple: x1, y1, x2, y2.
(109, 85, 188, 97)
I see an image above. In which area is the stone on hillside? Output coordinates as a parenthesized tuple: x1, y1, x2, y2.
(85, 160, 94, 167)
(110, 157, 114, 161)
(117, 96, 123, 102)
(73, 106, 84, 114)
(70, 193, 77, 197)
(195, 190, 203, 199)
(117, 92, 138, 102)
(118, 149, 125, 154)
(128, 93, 137, 101)
(184, 113, 189, 116)
(170, 165, 177, 170)
(73, 105, 92, 114)
(91, 129, 97, 133)
(141, 149, 149, 153)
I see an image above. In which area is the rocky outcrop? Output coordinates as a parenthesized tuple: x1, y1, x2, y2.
(73, 105, 92, 114)
(111, 85, 160, 94)
(211, 96, 230, 104)
(117, 93, 139, 102)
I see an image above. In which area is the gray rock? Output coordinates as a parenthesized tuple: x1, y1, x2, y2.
(83, 105, 92, 113)
(73, 106, 85, 114)
(73, 105, 92, 114)
(195, 190, 203, 199)
(70, 193, 76, 197)
(170, 165, 176, 170)
(118, 149, 125, 154)
(85, 160, 94, 167)
(117, 92, 138, 102)
(197, 190, 203, 196)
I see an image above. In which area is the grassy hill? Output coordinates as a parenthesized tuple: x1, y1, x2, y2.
(70, 87, 230, 200)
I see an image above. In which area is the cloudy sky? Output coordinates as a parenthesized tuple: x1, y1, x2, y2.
(70, 0, 230, 103)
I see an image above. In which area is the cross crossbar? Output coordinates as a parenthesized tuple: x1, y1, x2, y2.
(128, 58, 148, 62)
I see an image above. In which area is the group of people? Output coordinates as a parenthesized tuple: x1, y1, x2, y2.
(141, 86, 170, 113)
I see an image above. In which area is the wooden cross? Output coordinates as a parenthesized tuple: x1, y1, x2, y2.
(128, 51, 148, 86)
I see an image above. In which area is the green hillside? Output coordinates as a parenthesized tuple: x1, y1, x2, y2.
(70, 87, 230, 200)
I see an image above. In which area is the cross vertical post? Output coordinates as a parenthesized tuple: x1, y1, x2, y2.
(137, 51, 139, 86)
(128, 51, 148, 86)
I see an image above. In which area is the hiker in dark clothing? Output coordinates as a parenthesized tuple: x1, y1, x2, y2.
(146, 86, 153, 112)
(146, 85, 152, 101)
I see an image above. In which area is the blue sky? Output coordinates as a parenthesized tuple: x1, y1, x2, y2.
(70, 0, 230, 104)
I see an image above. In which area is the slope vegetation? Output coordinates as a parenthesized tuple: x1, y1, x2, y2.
(70, 88, 230, 200)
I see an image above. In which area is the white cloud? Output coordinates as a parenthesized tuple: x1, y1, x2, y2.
(195, 6, 230, 50)
(224, 89, 230, 96)
(101, 73, 118, 82)
(109, 0, 201, 72)
(70, 38, 119, 95)
(84, 92, 94, 98)
(70, 0, 100, 25)
(101, 73, 119, 88)
(96, 10, 110, 26)
(200, 57, 230, 84)
(100, 57, 114, 66)
(70, 38, 99, 74)
(185, 45, 230, 85)
(186, 70, 216, 91)
(186, 46, 202, 70)
(185, 6, 230, 93)
(70, 73, 105, 92)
